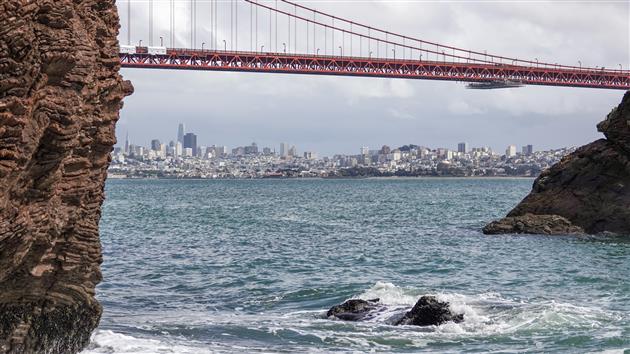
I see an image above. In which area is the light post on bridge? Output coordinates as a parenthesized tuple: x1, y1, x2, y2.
(535, 58, 539, 68)
(317, 48, 320, 55)
(159, 37, 163, 47)
(620, 64, 623, 71)
(282, 43, 286, 53)
(261, 45, 265, 52)
(369, 51, 372, 59)
(223, 40, 227, 51)
(339, 46, 343, 56)
(202, 42, 205, 51)
(419, 53, 423, 61)
(578, 60, 581, 70)
(392, 48, 395, 60)
(138, 40, 143, 47)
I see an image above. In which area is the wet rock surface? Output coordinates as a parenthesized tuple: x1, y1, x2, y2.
(483, 214, 584, 235)
(327, 296, 463, 327)
(0, 1, 132, 353)
(484, 91, 630, 235)
(327, 299, 383, 321)
(395, 296, 464, 326)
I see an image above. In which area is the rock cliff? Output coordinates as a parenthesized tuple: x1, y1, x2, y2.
(0, 1, 132, 353)
(484, 91, 630, 235)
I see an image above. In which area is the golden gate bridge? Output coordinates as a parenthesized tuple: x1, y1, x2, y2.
(118, 0, 630, 90)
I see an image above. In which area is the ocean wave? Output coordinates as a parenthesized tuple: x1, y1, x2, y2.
(83, 282, 626, 353)
(353, 281, 623, 338)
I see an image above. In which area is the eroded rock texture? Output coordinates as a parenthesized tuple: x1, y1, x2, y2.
(0, 1, 132, 353)
(484, 91, 630, 235)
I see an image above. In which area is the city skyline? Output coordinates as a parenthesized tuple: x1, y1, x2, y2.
(110, 130, 566, 180)
(118, 122, 544, 159)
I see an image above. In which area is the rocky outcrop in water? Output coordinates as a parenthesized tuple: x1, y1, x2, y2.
(484, 92, 630, 235)
(483, 214, 585, 235)
(327, 299, 383, 321)
(394, 296, 464, 326)
(0, 1, 132, 353)
(327, 296, 463, 326)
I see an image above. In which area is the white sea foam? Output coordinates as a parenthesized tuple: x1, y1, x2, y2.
(352, 281, 622, 338)
(81, 330, 212, 354)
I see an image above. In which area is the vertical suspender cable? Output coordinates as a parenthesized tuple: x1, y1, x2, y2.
(235, 0, 238, 51)
(250, 2, 253, 51)
(149, 0, 153, 46)
(170, 0, 173, 47)
(275, 0, 278, 52)
(293, 4, 296, 53)
(195, 0, 198, 48)
(230, 0, 233, 50)
(313, 10, 315, 54)
(269, 8, 272, 52)
(210, 0, 214, 49)
(190, 0, 193, 49)
(127, 0, 131, 45)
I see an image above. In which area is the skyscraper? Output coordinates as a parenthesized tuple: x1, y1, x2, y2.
(522, 144, 534, 155)
(288, 145, 297, 157)
(457, 142, 468, 154)
(183, 132, 197, 156)
(151, 139, 161, 151)
(177, 123, 185, 145)
(506, 145, 517, 157)
(175, 142, 183, 156)
(124, 132, 129, 155)
(280, 143, 288, 157)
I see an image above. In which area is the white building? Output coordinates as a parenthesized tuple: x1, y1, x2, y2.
(175, 142, 183, 157)
(506, 145, 517, 157)
(280, 142, 289, 157)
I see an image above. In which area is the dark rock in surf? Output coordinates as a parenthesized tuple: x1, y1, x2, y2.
(484, 91, 630, 235)
(395, 296, 464, 326)
(327, 298, 381, 321)
(327, 296, 463, 327)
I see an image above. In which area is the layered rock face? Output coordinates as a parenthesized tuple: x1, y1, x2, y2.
(0, 1, 132, 353)
(484, 91, 630, 235)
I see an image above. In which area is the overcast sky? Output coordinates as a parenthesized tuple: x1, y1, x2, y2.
(117, 0, 629, 156)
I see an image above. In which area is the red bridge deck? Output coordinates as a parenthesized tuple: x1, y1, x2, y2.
(120, 49, 630, 90)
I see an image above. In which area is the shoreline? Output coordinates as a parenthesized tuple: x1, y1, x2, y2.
(107, 175, 537, 181)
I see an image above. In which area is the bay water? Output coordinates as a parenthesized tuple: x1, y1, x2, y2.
(84, 178, 630, 353)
